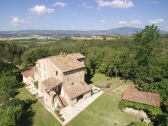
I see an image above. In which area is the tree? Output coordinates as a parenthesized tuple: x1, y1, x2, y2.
(0, 98, 34, 126)
(132, 25, 161, 83)
(0, 76, 20, 104)
(0, 60, 21, 81)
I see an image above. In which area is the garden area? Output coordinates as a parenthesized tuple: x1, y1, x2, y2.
(67, 93, 137, 126)
(67, 72, 138, 126)
(16, 87, 61, 126)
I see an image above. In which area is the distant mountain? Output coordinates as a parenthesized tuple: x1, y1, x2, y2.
(87, 27, 142, 35)
(0, 27, 167, 37)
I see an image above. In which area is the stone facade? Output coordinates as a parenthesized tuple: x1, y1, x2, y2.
(22, 53, 91, 109)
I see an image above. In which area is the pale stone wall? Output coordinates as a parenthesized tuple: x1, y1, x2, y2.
(70, 99, 77, 106)
(37, 59, 48, 81)
(34, 72, 38, 82)
(61, 85, 65, 96)
(62, 88, 71, 105)
(83, 92, 91, 99)
(37, 59, 64, 95)
(48, 61, 63, 81)
(63, 68, 85, 86)
(43, 90, 57, 109)
(44, 91, 53, 108)
(23, 76, 34, 85)
(23, 76, 27, 84)
(123, 107, 151, 123)
(37, 59, 63, 81)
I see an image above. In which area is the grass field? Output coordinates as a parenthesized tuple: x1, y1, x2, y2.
(16, 87, 61, 126)
(67, 72, 137, 126)
(91, 72, 111, 82)
(67, 93, 137, 126)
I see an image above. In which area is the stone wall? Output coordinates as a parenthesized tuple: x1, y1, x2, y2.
(63, 68, 85, 86)
(37, 59, 64, 95)
(83, 92, 91, 99)
(123, 107, 151, 123)
(23, 76, 34, 85)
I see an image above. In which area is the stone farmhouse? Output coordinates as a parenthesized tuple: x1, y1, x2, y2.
(21, 53, 91, 110)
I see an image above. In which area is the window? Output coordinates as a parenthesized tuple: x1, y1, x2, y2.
(56, 71, 58, 76)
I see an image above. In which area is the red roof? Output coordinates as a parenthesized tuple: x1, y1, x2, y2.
(64, 81, 91, 99)
(21, 67, 37, 78)
(122, 90, 160, 106)
(42, 77, 62, 90)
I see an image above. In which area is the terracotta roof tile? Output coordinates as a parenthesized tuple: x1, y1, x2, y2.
(21, 67, 37, 78)
(38, 53, 85, 72)
(122, 90, 160, 106)
(64, 81, 91, 99)
(69, 53, 85, 60)
(42, 77, 62, 90)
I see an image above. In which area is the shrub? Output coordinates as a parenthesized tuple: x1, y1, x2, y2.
(128, 122, 153, 126)
(119, 100, 162, 120)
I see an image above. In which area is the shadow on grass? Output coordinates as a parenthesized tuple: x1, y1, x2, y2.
(19, 99, 37, 126)
(20, 108, 34, 126)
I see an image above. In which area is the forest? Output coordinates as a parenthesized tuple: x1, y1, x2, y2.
(0, 25, 168, 126)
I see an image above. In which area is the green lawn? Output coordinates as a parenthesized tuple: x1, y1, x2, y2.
(91, 72, 111, 83)
(16, 87, 61, 126)
(67, 93, 137, 126)
(67, 72, 137, 126)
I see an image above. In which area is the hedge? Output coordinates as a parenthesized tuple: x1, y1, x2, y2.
(119, 100, 162, 120)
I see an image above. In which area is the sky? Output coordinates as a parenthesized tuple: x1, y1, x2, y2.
(0, 0, 168, 31)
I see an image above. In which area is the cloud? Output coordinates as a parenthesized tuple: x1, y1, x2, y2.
(149, 18, 165, 24)
(11, 16, 25, 26)
(96, 0, 134, 8)
(130, 20, 142, 25)
(29, 5, 54, 15)
(53, 2, 67, 7)
(118, 20, 141, 25)
(100, 19, 106, 23)
(119, 21, 128, 25)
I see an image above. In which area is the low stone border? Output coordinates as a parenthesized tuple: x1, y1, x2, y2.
(123, 107, 151, 123)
